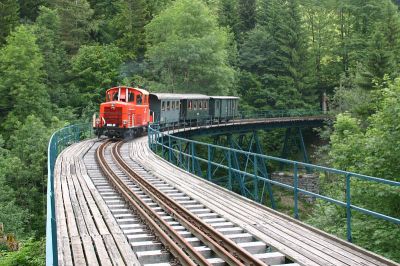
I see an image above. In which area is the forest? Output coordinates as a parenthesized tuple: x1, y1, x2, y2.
(0, 0, 400, 264)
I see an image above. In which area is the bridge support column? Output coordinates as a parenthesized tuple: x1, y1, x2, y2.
(280, 127, 310, 166)
(220, 131, 276, 208)
(253, 131, 275, 208)
(227, 134, 246, 196)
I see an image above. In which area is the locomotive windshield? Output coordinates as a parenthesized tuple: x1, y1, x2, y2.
(113, 92, 119, 101)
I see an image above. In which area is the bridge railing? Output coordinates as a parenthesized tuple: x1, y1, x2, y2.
(148, 122, 400, 243)
(46, 124, 93, 266)
(155, 109, 328, 132)
(236, 109, 328, 119)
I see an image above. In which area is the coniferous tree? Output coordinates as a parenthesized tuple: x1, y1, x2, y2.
(237, 0, 256, 34)
(33, 6, 70, 107)
(18, 0, 47, 22)
(113, 0, 150, 60)
(240, 0, 315, 109)
(0, 0, 19, 46)
(53, 0, 94, 54)
(88, 0, 119, 43)
(302, 0, 340, 95)
(217, 0, 239, 39)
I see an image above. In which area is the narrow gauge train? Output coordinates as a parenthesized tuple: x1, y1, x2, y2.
(93, 86, 239, 138)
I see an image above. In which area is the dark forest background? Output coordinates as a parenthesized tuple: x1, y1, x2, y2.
(0, 0, 400, 264)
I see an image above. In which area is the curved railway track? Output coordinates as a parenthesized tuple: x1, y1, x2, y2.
(95, 140, 289, 265)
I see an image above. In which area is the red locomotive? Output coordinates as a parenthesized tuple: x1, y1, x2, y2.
(94, 85, 240, 138)
(93, 86, 152, 138)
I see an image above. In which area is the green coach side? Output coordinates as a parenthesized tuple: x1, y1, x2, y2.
(209, 96, 239, 121)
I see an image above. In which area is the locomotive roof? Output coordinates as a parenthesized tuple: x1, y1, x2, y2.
(210, 96, 240, 99)
(150, 93, 210, 100)
(107, 86, 149, 95)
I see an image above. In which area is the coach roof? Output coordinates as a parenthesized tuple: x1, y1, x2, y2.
(150, 93, 210, 100)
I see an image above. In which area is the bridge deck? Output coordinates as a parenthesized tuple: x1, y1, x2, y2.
(128, 136, 396, 266)
(54, 141, 138, 266)
(53, 134, 398, 265)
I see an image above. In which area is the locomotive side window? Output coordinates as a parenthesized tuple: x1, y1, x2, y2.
(128, 92, 134, 102)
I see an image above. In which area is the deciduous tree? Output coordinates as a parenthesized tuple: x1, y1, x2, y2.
(145, 0, 235, 94)
(0, 25, 50, 136)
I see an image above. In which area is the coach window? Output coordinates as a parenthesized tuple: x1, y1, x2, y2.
(167, 101, 170, 110)
(194, 100, 197, 110)
(188, 100, 192, 109)
(199, 101, 202, 110)
(204, 100, 207, 109)
(172, 101, 175, 110)
(161, 101, 165, 111)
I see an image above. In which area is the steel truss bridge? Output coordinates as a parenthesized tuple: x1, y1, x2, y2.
(46, 110, 400, 266)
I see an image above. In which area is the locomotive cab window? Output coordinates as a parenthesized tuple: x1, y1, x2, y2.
(137, 94, 142, 105)
(128, 92, 134, 102)
(113, 92, 119, 101)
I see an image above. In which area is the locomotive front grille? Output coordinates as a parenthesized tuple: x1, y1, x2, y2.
(103, 107, 123, 127)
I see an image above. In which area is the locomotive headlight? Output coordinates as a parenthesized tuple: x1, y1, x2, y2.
(123, 120, 128, 125)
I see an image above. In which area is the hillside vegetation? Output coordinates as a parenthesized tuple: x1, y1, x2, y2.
(0, 0, 399, 263)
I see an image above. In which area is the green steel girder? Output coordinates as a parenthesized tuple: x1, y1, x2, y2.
(202, 131, 276, 207)
(175, 118, 325, 138)
(280, 127, 310, 171)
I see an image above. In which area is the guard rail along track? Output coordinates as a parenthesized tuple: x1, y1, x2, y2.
(96, 140, 272, 265)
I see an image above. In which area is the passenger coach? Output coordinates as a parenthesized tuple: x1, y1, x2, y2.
(94, 86, 240, 138)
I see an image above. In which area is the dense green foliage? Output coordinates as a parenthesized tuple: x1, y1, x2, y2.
(145, 0, 235, 94)
(0, 0, 400, 264)
(0, 238, 45, 266)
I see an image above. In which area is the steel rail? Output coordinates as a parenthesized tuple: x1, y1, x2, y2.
(113, 141, 266, 266)
(96, 141, 208, 266)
